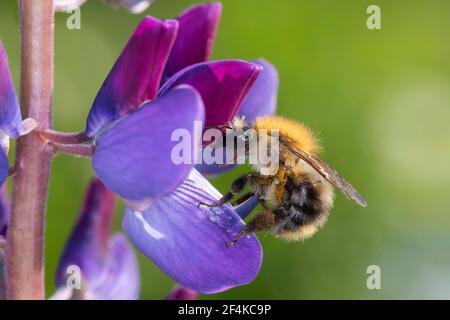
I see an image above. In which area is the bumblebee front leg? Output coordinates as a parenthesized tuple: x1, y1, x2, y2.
(198, 173, 253, 208)
(226, 210, 276, 248)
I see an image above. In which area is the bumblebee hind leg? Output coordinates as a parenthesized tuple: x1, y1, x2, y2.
(226, 210, 276, 247)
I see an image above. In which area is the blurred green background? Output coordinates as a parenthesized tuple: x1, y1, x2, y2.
(1, 0, 450, 299)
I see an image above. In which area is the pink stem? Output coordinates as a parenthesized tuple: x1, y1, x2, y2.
(6, 0, 54, 300)
(41, 129, 91, 145)
(49, 142, 94, 157)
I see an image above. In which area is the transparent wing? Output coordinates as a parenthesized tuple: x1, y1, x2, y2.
(280, 137, 367, 207)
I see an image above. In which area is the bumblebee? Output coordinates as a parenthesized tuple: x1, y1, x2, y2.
(199, 116, 367, 247)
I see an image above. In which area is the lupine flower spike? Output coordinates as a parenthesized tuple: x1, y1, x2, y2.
(80, 8, 264, 293)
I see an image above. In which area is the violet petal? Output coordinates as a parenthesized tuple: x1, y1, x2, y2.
(195, 162, 237, 177)
(87, 234, 140, 300)
(85, 17, 178, 137)
(122, 169, 262, 294)
(0, 150, 8, 189)
(159, 60, 262, 128)
(0, 42, 22, 139)
(163, 2, 222, 81)
(234, 195, 260, 220)
(237, 59, 279, 123)
(56, 179, 116, 287)
(55, 179, 140, 300)
(93, 86, 204, 201)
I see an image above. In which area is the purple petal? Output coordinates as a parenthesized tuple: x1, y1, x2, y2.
(237, 59, 279, 123)
(163, 3, 222, 81)
(194, 146, 237, 177)
(165, 285, 198, 300)
(93, 86, 205, 201)
(0, 150, 8, 190)
(195, 162, 237, 177)
(56, 179, 116, 287)
(234, 195, 260, 220)
(0, 185, 10, 238)
(87, 234, 140, 300)
(55, 179, 140, 300)
(85, 17, 179, 137)
(52, 234, 139, 300)
(0, 42, 22, 138)
(122, 169, 262, 294)
(160, 60, 262, 128)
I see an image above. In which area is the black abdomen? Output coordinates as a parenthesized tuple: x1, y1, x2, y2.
(273, 177, 330, 234)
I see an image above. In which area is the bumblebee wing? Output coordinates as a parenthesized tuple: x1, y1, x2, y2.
(280, 137, 367, 207)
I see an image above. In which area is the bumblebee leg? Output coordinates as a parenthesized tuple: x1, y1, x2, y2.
(198, 192, 234, 208)
(226, 210, 276, 247)
(198, 173, 253, 208)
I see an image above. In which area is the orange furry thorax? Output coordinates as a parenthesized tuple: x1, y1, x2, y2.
(254, 116, 320, 154)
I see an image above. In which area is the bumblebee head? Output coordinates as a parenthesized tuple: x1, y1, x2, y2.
(204, 117, 254, 163)
(230, 116, 253, 144)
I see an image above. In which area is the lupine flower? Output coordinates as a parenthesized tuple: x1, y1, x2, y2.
(87, 15, 262, 203)
(53, 179, 139, 300)
(81, 7, 265, 293)
(0, 41, 36, 186)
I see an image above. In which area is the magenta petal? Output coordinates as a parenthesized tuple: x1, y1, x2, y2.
(163, 3, 222, 81)
(160, 60, 262, 128)
(93, 86, 205, 201)
(85, 17, 179, 137)
(238, 59, 279, 123)
(122, 169, 262, 294)
(196, 60, 278, 176)
(165, 285, 198, 300)
(0, 42, 22, 138)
